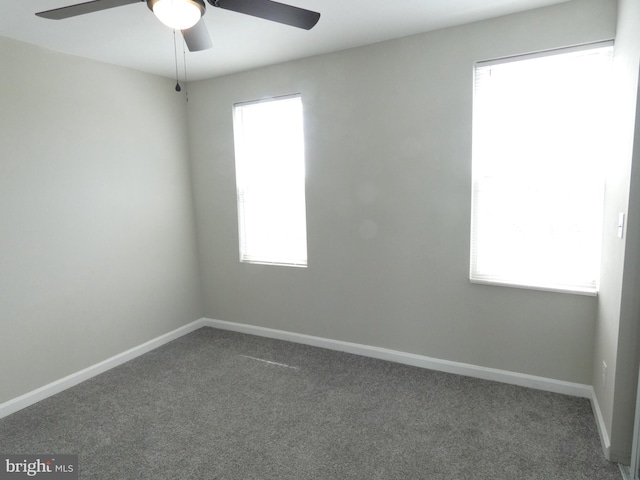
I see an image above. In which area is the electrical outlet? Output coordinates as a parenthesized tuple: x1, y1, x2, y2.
(602, 361, 607, 389)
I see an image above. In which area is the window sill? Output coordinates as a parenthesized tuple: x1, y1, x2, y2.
(241, 260, 307, 268)
(469, 278, 598, 297)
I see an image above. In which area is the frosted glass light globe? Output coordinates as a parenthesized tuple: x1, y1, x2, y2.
(150, 0, 203, 30)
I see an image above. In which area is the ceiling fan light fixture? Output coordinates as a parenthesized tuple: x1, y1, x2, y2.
(147, 0, 205, 30)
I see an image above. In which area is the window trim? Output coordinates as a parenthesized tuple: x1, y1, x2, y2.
(475, 40, 613, 68)
(469, 41, 613, 296)
(232, 94, 309, 268)
(469, 278, 599, 297)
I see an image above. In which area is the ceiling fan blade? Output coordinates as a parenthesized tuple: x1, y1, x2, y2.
(182, 19, 213, 52)
(36, 0, 141, 20)
(211, 0, 320, 30)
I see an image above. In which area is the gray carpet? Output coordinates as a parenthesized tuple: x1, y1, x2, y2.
(0, 327, 621, 479)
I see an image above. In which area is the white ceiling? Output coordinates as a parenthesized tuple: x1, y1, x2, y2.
(0, 0, 569, 81)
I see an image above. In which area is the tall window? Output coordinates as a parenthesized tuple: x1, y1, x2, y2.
(470, 42, 613, 295)
(233, 95, 308, 267)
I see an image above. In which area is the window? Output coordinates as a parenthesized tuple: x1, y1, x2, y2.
(233, 95, 308, 267)
(470, 42, 613, 295)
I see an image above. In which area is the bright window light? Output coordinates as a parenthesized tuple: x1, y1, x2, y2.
(470, 42, 614, 295)
(233, 95, 308, 267)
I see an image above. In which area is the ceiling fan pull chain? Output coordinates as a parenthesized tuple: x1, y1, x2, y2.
(173, 29, 181, 92)
(182, 36, 189, 102)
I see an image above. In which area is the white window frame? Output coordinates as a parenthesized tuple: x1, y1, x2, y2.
(232, 94, 308, 267)
(469, 42, 614, 296)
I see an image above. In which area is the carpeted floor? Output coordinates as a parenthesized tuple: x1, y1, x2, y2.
(0, 327, 621, 479)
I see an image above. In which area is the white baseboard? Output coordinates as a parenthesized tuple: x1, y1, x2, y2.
(0, 319, 207, 420)
(0, 316, 597, 437)
(620, 464, 632, 480)
(2, 316, 615, 466)
(590, 386, 612, 461)
(202, 318, 593, 399)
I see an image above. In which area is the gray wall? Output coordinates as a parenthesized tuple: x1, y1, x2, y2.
(594, 0, 640, 462)
(4, 0, 639, 464)
(0, 37, 204, 404)
(188, 0, 616, 385)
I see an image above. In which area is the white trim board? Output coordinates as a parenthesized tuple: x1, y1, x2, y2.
(202, 318, 593, 399)
(0, 316, 593, 422)
(0, 316, 615, 465)
(203, 319, 625, 466)
(0, 319, 206, 420)
(590, 385, 612, 461)
(620, 464, 632, 480)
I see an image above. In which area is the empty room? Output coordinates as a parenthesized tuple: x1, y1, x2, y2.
(1, 0, 640, 478)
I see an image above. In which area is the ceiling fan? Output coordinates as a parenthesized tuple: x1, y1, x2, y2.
(35, 0, 321, 52)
